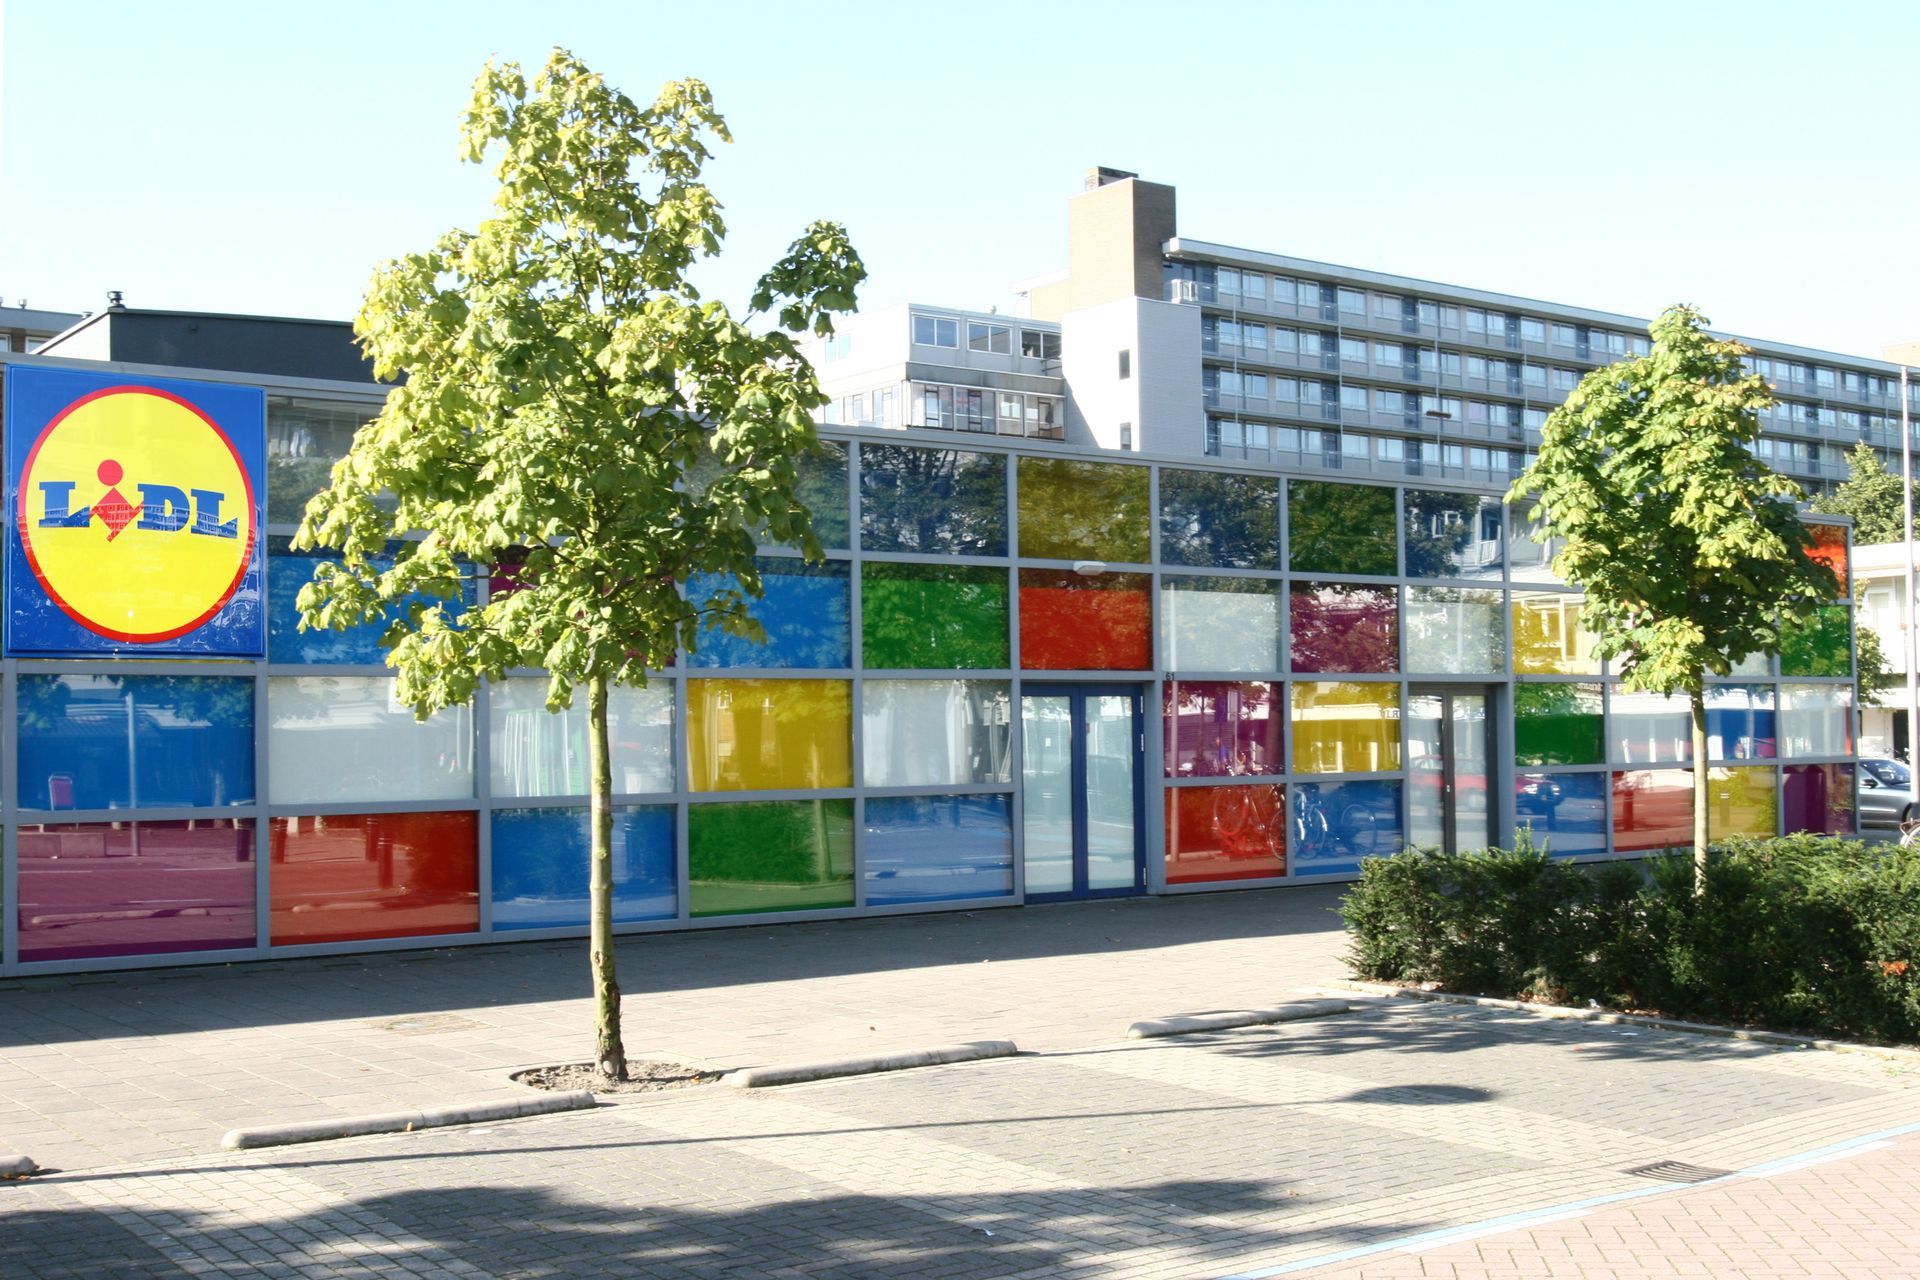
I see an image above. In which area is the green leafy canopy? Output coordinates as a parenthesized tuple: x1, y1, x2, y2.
(291, 50, 866, 715)
(1811, 441, 1906, 545)
(1506, 305, 1838, 697)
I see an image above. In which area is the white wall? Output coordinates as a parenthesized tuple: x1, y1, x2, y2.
(1058, 297, 1202, 454)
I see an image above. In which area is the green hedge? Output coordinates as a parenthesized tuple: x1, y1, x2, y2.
(1340, 833, 1920, 1044)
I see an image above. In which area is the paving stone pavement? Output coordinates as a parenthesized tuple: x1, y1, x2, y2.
(0, 887, 1351, 1172)
(5, 1003, 1920, 1279)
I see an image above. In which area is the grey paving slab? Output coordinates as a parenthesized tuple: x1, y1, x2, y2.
(1, 887, 1348, 1172)
(7, 1004, 1918, 1279)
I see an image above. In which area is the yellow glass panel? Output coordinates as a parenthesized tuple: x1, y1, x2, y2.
(1511, 591, 1601, 675)
(1291, 681, 1402, 775)
(1706, 765, 1777, 839)
(687, 679, 851, 792)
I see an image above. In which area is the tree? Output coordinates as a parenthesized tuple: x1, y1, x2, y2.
(1507, 306, 1838, 890)
(1811, 442, 1906, 544)
(1856, 624, 1897, 708)
(292, 51, 864, 1081)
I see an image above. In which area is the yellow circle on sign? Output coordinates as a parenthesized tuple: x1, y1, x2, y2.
(18, 386, 255, 643)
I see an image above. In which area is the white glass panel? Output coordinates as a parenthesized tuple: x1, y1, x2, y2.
(268, 676, 472, 804)
(1780, 683, 1850, 758)
(1451, 693, 1493, 847)
(862, 680, 1012, 787)
(1609, 688, 1692, 764)
(488, 677, 674, 798)
(1405, 588, 1503, 674)
(1085, 694, 1138, 891)
(1020, 695, 1073, 894)
(1406, 693, 1446, 848)
(1161, 584, 1281, 672)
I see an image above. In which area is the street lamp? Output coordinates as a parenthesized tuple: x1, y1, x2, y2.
(1882, 340, 1920, 762)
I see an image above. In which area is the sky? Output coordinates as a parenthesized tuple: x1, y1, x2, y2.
(3, 0, 1916, 360)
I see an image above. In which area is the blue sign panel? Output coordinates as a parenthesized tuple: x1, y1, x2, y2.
(6, 365, 267, 657)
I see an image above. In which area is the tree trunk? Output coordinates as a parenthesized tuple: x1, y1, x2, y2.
(588, 674, 627, 1082)
(1690, 684, 1710, 897)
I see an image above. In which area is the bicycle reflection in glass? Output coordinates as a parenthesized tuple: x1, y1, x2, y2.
(1291, 780, 1396, 866)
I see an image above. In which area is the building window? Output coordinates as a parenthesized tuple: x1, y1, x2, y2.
(823, 334, 852, 362)
(1374, 342, 1402, 365)
(1339, 385, 1369, 411)
(1120, 423, 1133, 451)
(1550, 324, 1576, 345)
(1338, 288, 1366, 315)
(1465, 309, 1487, 333)
(1374, 293, 1401, 319)
(1339, 337, 1367, 363)
(913, 315, 958, 348)
(968, 322, 1011, 354)
(1118, 348, 1132, 379)
(1019, 329, 1061, 360)
(1520, 318, 1546, 343)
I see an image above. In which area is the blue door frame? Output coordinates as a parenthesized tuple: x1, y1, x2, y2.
(1021, 683, 1147, 902)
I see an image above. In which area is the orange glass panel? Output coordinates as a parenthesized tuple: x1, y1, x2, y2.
(1611, 769, 1692, 852)
(269, 811, 478, 945)
(1165, 783, 1286, 884)
(1806, 523, 1848, 597)
(1707, 765, 1777, 839)
(1018, 570, 1152, 670)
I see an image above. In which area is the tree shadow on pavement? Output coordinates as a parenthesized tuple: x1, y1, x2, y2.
(0, 1176, 1445, 1280)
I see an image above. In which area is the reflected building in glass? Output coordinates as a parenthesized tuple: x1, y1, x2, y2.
(0, 168, 1875, 975)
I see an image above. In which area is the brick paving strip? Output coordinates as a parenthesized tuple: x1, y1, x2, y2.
(6, 1004, 1920, 1279)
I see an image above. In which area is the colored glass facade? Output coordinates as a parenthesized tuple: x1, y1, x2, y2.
(0, 366, 1860, 974)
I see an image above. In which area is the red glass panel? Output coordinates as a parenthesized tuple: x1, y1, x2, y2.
(17, 820, 255, 962)
(1290, 582, 1397, 673)
(1805, 523, 1848, 598)
(1019, 570, 1151, 670)
(1611, 769, 1693, 852)
(1165, 783, 1286, 884)
(269, 811, 478, 945)
(1783, 763, 1854, 836)
(1163, 681, 1282, 778)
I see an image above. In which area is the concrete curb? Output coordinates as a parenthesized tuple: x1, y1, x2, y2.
(1, 1153, 37, 1177)
(1339, 981, 1920, 1064)
(220, 1090, 596, 1151)
(1127, 998, 1355, 1039)
(722, 1040, 1019, 1088)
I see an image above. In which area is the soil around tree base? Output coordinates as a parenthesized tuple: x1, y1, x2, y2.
(512, 1061, 721, 1095)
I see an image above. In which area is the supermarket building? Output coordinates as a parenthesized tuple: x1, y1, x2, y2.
(0, 172, 1863, 976)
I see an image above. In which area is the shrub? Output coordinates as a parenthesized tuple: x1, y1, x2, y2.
(1340, 834, 1920, 1044)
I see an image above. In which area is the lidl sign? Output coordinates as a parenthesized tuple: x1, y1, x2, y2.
(6, 366, 265, 656)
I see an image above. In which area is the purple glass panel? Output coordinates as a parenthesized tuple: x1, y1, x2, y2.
(1163, 681, 1282, 778)
(1290, 582, 1397, 673)
(18, 820, 255, 962)
(1783, 763, 1855, 836)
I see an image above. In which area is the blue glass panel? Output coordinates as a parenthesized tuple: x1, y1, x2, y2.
(686, 559, 851, 669)
(1706, 685, 1777, 760)
(268, 540, 474, 664)
(17, 674, 255, 810)
(1290, 779, 1401, 877)
(1515, 772, 1607, 858)
(863, 794, 1014, 906)
(489, 806, 675, 930)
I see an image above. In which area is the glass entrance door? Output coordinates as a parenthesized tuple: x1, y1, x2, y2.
(1020, 685, 1145, 899)
(1407, 686, 1494, 853)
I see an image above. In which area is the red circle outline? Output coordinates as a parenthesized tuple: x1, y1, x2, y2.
(16, 384, 258, 645)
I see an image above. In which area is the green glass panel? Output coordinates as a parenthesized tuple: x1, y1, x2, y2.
(1779, 605, 1851, 677)
(1514, 683, 1604, 766)
(688, 800, 854, 917)
(861, 563, 1009, 669)
(1159, 469, 1279, 570)
(859, 444, 1006, 556)
(1017, 457, 1150, 562)
(1288, 480, 1396, 575)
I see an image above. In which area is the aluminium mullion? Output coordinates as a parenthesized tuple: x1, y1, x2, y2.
(673, 673, 690, 923)
(1006, 452, 1025, 900)
(252, 662, 271, 955)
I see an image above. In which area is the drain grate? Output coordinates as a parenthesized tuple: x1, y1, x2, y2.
(1622, 1160, 1730, 1183)
(374, 1013, 488, 1036)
